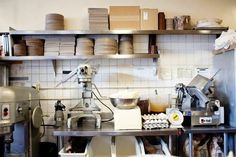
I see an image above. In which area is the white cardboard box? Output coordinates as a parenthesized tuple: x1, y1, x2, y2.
(114, 107, 142, 130)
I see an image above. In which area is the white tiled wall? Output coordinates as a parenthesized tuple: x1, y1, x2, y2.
(9, 34, 216, 142)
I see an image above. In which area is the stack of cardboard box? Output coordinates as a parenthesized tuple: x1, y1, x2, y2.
(109, 6, 140, 30)
(109, 6, 158, 30)
(140, 9, 158, 30)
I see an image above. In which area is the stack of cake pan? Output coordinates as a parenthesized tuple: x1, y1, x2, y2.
(76, 38, 94, 55)
(94, 38, 117, 55)
(119, 35, 133, 54)
(26, 39, 45, 56)
(45, 13, 64, 30)
(13, 40, 27, 56)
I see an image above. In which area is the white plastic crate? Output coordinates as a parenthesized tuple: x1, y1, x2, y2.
(136, 137, 177, 157)
(58, 142, 89, 157)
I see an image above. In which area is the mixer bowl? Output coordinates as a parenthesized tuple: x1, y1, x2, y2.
(110, 97, 139, 109)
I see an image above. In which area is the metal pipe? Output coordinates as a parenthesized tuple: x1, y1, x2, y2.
(0, 64, 9, 86)
(224, 133, 228, 157)
(189, 133, 193, 157)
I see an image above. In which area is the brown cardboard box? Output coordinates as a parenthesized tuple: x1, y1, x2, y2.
(109, 6, 140, 30)
(140, 9, 158, 30)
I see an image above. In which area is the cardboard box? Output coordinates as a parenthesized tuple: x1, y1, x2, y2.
(109, 6, 140, 30)
(140, 9, 158, 30)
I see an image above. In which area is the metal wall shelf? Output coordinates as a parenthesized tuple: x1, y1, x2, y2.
(0, 54, 159, 61)
(9, 29, 226, 35)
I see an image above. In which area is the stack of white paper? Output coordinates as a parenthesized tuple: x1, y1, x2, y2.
(44, 36, 75, 56)
(59, 37, 75, 56)
(133, 35, 149, 54)
(44, 37, 60, 56)
(88, 8, 109, 30)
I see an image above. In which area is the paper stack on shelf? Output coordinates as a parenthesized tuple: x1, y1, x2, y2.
(59, 37, 75, 56)
(76, 38, 94, 56)
(44, 37, 75, 56)
(133, 35, 149, 54)
(0, 36, 2, 56)
(88, 8, 109, 30)
(44, 37, 60, 56)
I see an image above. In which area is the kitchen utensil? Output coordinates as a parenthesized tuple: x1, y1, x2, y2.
(158, 12, 166, 30)
(166, 18, 174, 30)
(174, 15, 191, 30)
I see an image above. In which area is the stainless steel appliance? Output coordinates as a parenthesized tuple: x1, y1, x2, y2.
(213, 49, 236, 153)
(175, 74, 224, 126)
(0, 86, 42, 157)
(57, 64, 101, 129)
(54, 100, 65, 127)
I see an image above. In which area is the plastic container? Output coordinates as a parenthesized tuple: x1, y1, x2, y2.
(58, 142, 89, 157)
(136, 137, 175, 157)
(111, 136, 142, 157)
(88, 136, 111, 157)
(149, 93, 171, 113)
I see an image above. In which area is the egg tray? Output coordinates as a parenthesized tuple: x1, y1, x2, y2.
(142, 113, 169, 130)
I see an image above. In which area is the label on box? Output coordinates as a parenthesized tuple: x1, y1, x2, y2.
(199, 117, 212, 124)
(143, 12, 148, 20)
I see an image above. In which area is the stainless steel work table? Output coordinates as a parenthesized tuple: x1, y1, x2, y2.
(53, 122, 181, 152)
(183, 126, 236, 157)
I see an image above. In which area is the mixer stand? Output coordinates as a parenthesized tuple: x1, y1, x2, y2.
(67, 112, 101, 129)
(67, 101, 101, 129)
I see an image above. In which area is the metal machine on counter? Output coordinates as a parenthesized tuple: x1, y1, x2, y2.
(54, 100, 65, 127)
(0, 86, 42, 157)
(175, 74, 224, 126)
(57, 64, 101, 128)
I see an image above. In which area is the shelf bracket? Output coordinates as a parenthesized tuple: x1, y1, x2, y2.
(152, 57, 158, 76)
(52, 60, 56, 77)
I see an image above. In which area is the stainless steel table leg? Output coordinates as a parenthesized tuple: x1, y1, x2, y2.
(111, 136, 116, 157)
(58, 136, 64, 150)
(235, 134, 236, 155)
(224, 133, 228, 157)
(189, 133, 193, 157)
(169, 135, 172, 154)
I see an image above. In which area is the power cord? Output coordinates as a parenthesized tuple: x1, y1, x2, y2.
(92, 91, 114, 122)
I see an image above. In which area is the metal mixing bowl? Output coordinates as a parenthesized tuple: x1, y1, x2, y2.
(110, 97, 140, 109)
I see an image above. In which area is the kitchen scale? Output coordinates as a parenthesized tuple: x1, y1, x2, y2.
(166, 108, 184, 128)
(114, 107, 142, 130)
